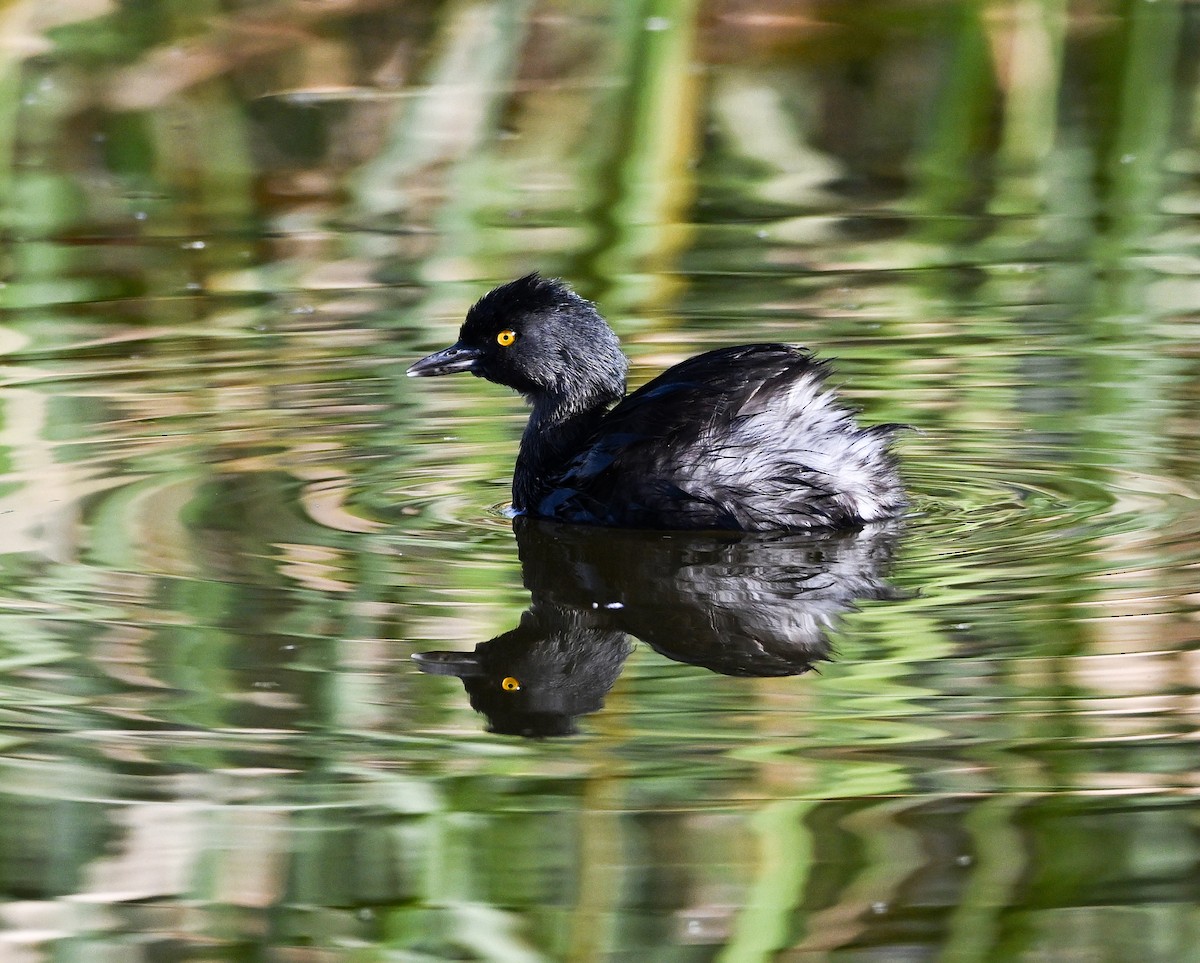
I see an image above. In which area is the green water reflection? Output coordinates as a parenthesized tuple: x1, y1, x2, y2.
(2, 0, 1199, 959)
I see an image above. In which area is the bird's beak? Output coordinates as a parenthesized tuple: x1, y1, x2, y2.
(407, 342, 482, 377)
(412, 651, 486, 677)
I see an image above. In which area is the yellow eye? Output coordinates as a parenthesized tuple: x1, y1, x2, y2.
(501, 676, 521, 691)
(496, 329, 517, 347)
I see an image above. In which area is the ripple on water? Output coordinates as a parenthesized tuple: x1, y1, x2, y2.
(901, 430, 1200, 555)
(374, 468, 517, 535)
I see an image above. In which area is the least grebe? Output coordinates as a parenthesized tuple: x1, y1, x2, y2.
(408, 274, 906, 531)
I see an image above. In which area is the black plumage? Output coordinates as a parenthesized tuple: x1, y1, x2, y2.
(408, 274, 906, 531)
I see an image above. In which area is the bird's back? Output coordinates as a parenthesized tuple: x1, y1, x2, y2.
(534, 344, 906, 531)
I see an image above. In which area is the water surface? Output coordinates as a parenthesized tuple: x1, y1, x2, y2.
(1, 1, 1199, 960)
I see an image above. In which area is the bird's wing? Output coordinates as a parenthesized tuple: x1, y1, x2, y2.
(538, 345, 855, 530)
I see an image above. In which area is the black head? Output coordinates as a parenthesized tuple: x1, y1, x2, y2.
(407, 274, 627, 411)
(412, 606, 632, 738)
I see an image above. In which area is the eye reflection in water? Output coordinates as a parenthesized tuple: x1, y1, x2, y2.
(414, 517, 906, 737)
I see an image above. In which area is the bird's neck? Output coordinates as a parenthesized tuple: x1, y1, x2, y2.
(513, 393, 612, 513)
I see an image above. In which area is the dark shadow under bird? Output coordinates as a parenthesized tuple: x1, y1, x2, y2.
(408, 274, 906, 531)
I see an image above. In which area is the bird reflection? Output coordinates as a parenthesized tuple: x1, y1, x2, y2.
(414, 517, 904, 737)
